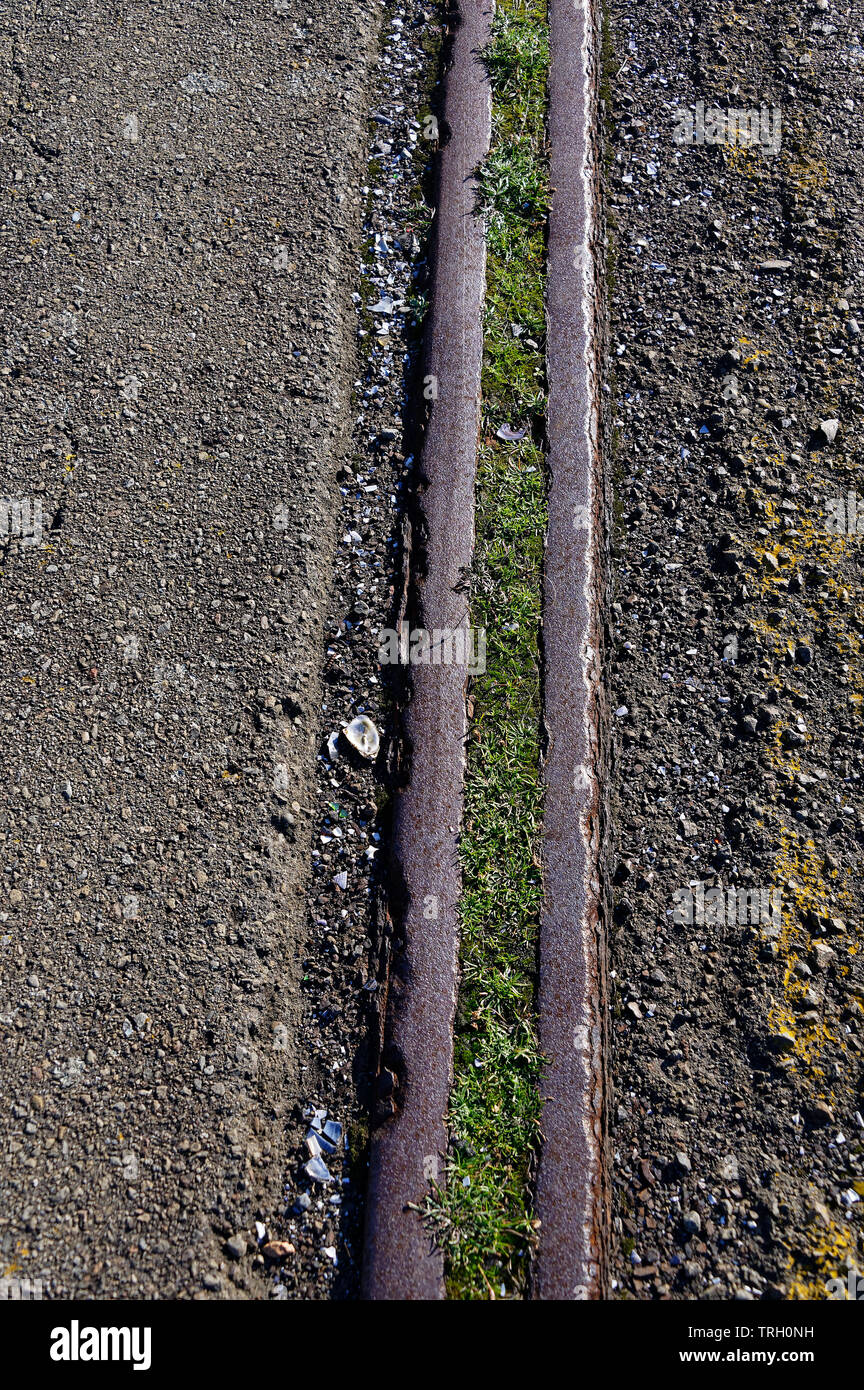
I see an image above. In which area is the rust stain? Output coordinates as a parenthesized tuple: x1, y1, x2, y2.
(361, 0, 494, 1301)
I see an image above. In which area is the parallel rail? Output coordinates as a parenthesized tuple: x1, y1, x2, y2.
(533, 0, 608, 1300)
(362, 0, 607, 1300)
(362, 0, 494, 1301)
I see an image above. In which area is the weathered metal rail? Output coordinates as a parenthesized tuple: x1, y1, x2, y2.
(532, 0, 608, 1300)
(361, 0, 493, 1301)
(362, 0, 608, 1300)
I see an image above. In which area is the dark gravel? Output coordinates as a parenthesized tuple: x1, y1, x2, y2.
(605, 0, 864, 1299)
(267, 0, 440, 1300)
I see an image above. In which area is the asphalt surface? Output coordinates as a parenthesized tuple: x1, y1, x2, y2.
(0, 0, 380, 1298)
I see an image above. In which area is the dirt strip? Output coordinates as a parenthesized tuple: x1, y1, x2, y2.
(362, 0, 493, 1300)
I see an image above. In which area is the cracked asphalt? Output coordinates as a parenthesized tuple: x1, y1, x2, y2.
(0, 0, 381, 1298)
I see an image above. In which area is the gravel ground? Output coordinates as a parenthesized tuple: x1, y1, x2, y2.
(262, 0, 439, 1301)
(605, 0, 864, 1299)
(0, 0, 382, 1299)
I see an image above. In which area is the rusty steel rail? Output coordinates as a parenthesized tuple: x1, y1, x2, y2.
(362, 0, 493, 1301)
(533, 0, 609, 1299)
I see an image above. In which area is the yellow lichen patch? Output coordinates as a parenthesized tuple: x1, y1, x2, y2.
(763, 823, 853, 1076)
(736, 336, 769, 372)
(748, 483, 863, 704)
(784, 152, 830, 199)
(722, 141, 766, 179)
(781, 107, 831, 206)
(725, 331, 863, 1072)
(1, 1239, 28, 1279)
(787, 1217, 858, 1300)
